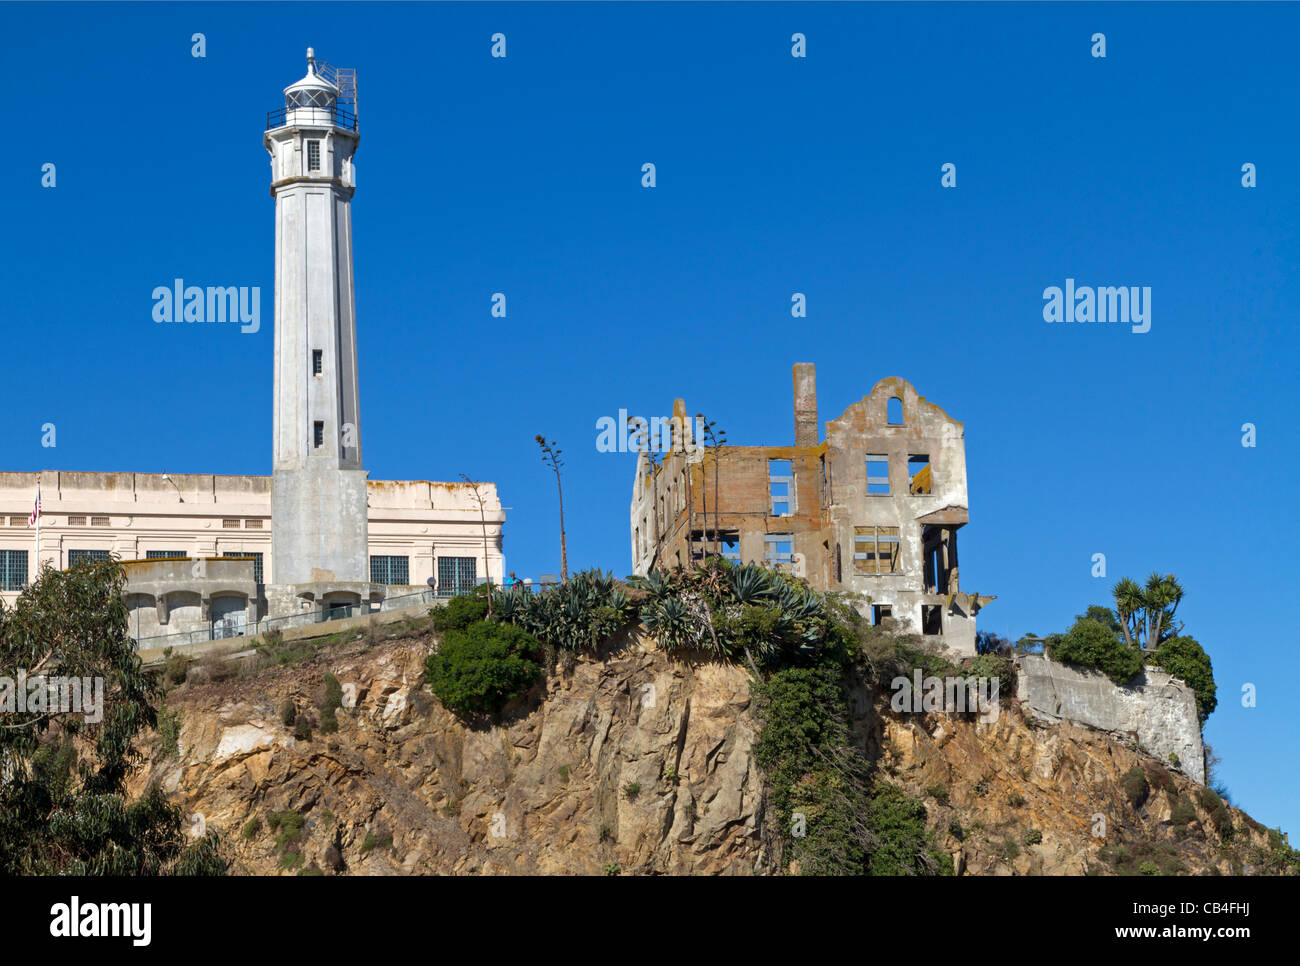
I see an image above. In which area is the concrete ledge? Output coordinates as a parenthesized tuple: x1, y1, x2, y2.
(138, 598, 436, 665)
(1016, 654, 1204, 784)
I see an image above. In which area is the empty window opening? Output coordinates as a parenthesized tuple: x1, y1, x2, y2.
(853, 525, 900, 575)
(769, 459, 793, 515)
(693, 529, 740, 563)
(764, 534, 794, 571)
(887, 396, 904, 425)
(922, 524, 959, 595)
(922, 605, 943, 636)
(908, 454, 932, 495)
(307, 140, 321, 172)
(313, 421, 324, 448)
(865, 455, 890, 495)
(312, 349, 323, 375)
(871, 604, 893, 627)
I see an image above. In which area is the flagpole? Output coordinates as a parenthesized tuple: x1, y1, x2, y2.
(34, 482, 40, 581)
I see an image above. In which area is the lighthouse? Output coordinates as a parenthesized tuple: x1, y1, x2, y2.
(265, 49, 368, 585)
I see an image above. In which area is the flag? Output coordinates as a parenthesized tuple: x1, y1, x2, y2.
(28, 487, 40, 527)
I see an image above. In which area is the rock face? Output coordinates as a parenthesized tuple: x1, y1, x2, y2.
(1016, 655, 1205, 784)
(136, 633, 1274, 876)
(133, 631, 775, 875)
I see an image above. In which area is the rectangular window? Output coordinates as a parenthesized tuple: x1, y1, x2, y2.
(436, 556, 476, 596)
(764, 534, 794, 571)
(223, 551, 264, 583)
(9, 516, 28, 526)
(307, 140, 321, 171)
(90, 516, 110, 527)
(908, 454, 932, 495)
(67, 515, 87, 526)
(146, 550, 186, 559)
(370, 555, 411, 586)
(245, 519, 263, 529)
(768, 459, 793, 516)
(313, 421, 324, 448)
(68, 549, 111, 567)
(853, 526, 900, 575)
(922, 605, 943, 636)
(222, 518, 241, 529)
(865, 455, 890, 495)
(1, 549, 29, 590)
(312, 349, 323, 375)
(872, 604, 893, 626)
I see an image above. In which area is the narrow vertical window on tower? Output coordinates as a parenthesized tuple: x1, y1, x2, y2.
(312, 349, 322, 375)
(306, 140, 321, 172)
(313, 421, 324, 448)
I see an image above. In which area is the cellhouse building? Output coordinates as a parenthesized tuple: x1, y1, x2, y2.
(0, 50, 505, 645)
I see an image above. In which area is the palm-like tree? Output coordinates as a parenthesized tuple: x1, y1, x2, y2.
(1111, 572, 1184, 649)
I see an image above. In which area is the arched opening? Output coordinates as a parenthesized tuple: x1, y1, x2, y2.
(887, 396, 904, 426)
(211, 594, 249, 639)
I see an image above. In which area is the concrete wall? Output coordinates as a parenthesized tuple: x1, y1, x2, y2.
(0, 471, 506, 609)
(1017, 654, 1205, 784)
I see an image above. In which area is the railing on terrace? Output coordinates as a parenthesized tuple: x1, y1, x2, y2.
(133, 579, 555, 652)
(266, 105, 358, 131)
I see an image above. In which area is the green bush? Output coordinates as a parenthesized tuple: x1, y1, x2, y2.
(1024, 829, 1043, 846)
(431, 594, 488, 633)
(318, 673, 343, 733)
(1150, 636, 1217, 725)
(1045, 617, 1143, 684)
(424, 620, 543, 716)
(1122, 765, 1150, 807)
(360, 829, 393, 855)
(1169, 794, 1197, 826)
(866, 782, 953, 876)
(241, 817, 261, 840)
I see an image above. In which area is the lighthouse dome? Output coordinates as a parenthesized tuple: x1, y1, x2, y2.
(283, 48, 337, 110)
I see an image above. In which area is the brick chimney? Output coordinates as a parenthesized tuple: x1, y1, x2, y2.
(793, 363, 818, 447)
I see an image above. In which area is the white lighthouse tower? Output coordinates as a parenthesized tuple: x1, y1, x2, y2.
(265, 49, 368, 585)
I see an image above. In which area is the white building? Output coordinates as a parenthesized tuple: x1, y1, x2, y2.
(0, 51, 505, 643)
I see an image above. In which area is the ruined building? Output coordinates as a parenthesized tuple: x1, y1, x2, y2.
(630, 364, 993, 656)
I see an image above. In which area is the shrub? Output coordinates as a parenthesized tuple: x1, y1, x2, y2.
(1024, 829, 1043, 846)
(241, 817, 261, 840)
(1008, 793, 1026, 808)
(867, 783, 953, 876)
(318, 673, 343, 733)
(1122, 765, 1150, 807)
(1150, 636, 1217, 725)
(604, 862, 620, 875)
(925, 784, 950, 806)
(1197, 788, 1233, 838)
(622, 782, 641, 800)
(1169, 794, 1197, 827)
(158, 704, 183, 758)
(293, 715, 312, 741)
(431, 594, 488, 633)
(163, 647, 191, 686)
(1045, 617, 1143, 684)
(279, 698, 296, 726)
(424, 620, 543, 716)
(360, 829, 393, 855)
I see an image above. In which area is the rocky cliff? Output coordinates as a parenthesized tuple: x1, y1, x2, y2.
(133, 628, 1288, 875)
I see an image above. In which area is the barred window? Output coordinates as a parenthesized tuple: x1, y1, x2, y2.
(312, 350, 323, 375)
(314, 421, 324, 448)
(8, 516, 27, 526)
(90, 516, 110, 526)
(222, 551, 264, 583)
(307, 140, 321, 171)
(371, 555, 410, 586)
(146, 550, 186, 559)
(67, 515, 87, 526)
(853, 526, 900, 575)
(222, 518, 241, 529)
(68, 549, 111, 567)
(245, 519, 264, 529)
(0, 549, 28, 590)
(436, 556, 476, 597)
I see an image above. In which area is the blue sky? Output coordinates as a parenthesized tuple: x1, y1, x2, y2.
(2, 2, 1298, 837)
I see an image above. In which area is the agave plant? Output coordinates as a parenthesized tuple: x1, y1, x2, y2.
(643, 596, 691, 651)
